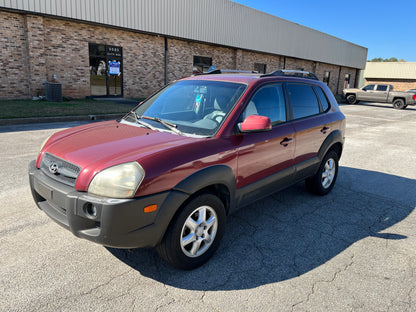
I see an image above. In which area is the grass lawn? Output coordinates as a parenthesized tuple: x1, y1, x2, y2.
(0, 99, 139, 119)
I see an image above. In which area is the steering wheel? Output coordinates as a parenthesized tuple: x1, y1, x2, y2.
(203, 111, 225, 124)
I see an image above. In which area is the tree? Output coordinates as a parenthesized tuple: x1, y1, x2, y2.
(368, 57, 405, 62)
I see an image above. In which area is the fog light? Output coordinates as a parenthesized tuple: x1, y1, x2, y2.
(84, 203, 97, 218)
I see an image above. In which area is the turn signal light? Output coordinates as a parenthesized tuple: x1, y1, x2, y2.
(144, 204, 157, 213)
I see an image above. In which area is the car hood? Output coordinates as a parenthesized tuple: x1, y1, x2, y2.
(40, 120, 201, 190)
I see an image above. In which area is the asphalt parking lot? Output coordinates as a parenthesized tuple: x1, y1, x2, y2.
(0, 102, 415, 311)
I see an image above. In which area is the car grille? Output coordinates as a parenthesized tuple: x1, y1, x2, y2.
(40, 153, 81, 187)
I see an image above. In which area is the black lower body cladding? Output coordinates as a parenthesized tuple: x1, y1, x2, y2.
(28, 161, 187, 248)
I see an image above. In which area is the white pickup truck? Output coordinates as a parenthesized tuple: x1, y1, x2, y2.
(343, 84, 416, 109)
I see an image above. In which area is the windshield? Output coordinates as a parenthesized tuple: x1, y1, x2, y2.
(124, 80, 246, 136)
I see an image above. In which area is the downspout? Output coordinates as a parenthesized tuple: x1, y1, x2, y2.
(164, 37, 168, 85)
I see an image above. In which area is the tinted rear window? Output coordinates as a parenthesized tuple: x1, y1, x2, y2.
(376, 85, 388, 91)
(287, 84, 320, 119)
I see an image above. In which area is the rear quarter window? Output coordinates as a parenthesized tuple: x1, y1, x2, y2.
(314, 86, 330, 112)
(287, 84, 320, 119)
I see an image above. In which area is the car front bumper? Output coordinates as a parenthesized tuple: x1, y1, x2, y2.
(28, 160, 188, 248)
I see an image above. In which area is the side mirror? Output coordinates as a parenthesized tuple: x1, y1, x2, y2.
(238, 115, 272, 133)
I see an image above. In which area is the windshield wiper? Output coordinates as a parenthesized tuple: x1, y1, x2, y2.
(129, 111, 157, 130)
(141, 116, 183, 135)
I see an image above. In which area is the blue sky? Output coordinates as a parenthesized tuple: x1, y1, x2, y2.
(231, 0, 415, 62)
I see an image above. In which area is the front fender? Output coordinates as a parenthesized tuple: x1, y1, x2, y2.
(151, 165, 237, 246)
(173, 165, 236, 199)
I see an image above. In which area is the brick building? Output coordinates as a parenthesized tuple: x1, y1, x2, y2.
(0, 0, 367, 100)
(363, 62, 416, 91)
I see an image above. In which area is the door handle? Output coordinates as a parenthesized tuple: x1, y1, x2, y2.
(321, 126, 330, 134)
(280, 137, 293, 147)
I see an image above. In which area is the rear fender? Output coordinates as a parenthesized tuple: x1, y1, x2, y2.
(318, 130, 344, 161)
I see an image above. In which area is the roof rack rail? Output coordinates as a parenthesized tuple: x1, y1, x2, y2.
(261, 69, 319, 80)
(201, 69, 258, 75)
(194, 65, 257, 75)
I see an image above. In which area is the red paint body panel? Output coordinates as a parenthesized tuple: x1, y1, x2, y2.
(37, 73, 345, 200)
(29, 71, 346, 256)
(40, 120, 206, 192)
(39, 120, 240, 196)
(236, 122, 295, 187)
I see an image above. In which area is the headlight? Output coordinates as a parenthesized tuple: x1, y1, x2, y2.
(88, 162, 145, 198)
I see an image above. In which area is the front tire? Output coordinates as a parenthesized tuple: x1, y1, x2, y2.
(306, 150, 339, 195)
(393, 99, 405, 109)
(346, 95, 357, 104)
(156, 193, 226, 270)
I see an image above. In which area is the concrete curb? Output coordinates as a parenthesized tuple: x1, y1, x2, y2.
(0, 114, 124, 126)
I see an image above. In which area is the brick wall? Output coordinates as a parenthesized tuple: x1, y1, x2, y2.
(167, 39, 236, 82)
(339, 66, 357, 92)
(0, 9, 358, 99)
(26, 15, 47, 97)
(43, 18, 165, 98)
(365, 79, 416, 91)
(314, 63, 338, 94)
(0, 11, 30, 99)
(236, 50, 282, 72)
(285, 57, 315, 73)
(0, 10, 166, 99)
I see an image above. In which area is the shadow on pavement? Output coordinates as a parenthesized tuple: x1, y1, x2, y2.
(107, 167, 415, 290)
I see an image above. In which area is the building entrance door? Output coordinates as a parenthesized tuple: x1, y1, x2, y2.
(89, 43, 123, 97)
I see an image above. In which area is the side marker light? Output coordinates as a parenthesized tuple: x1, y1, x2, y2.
(144, 205, 157, 213)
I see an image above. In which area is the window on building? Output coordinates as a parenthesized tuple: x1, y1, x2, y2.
(344, 74, 351, 88)
(287, 84, 320, 119)
(193, 56, 212, 74)
(323, 71, 330, 85)
(89, 43, 123, 97)
(345, 74, 351, 83)
(254, 63, 267, 74)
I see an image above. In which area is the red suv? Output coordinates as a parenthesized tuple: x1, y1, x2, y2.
(29, 70, 345, 270)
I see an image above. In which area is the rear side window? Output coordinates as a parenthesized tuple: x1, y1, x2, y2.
(376, 85, 387, 91)
(314, 86, 330, 111)
(287, 84, 320, 119)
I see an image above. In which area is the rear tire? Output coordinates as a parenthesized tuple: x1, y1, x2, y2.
(156, 193, 226, 270)
(393, 99, 405, 109)
(306, 150, 339, 196)
(346, 95, 357, 104)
